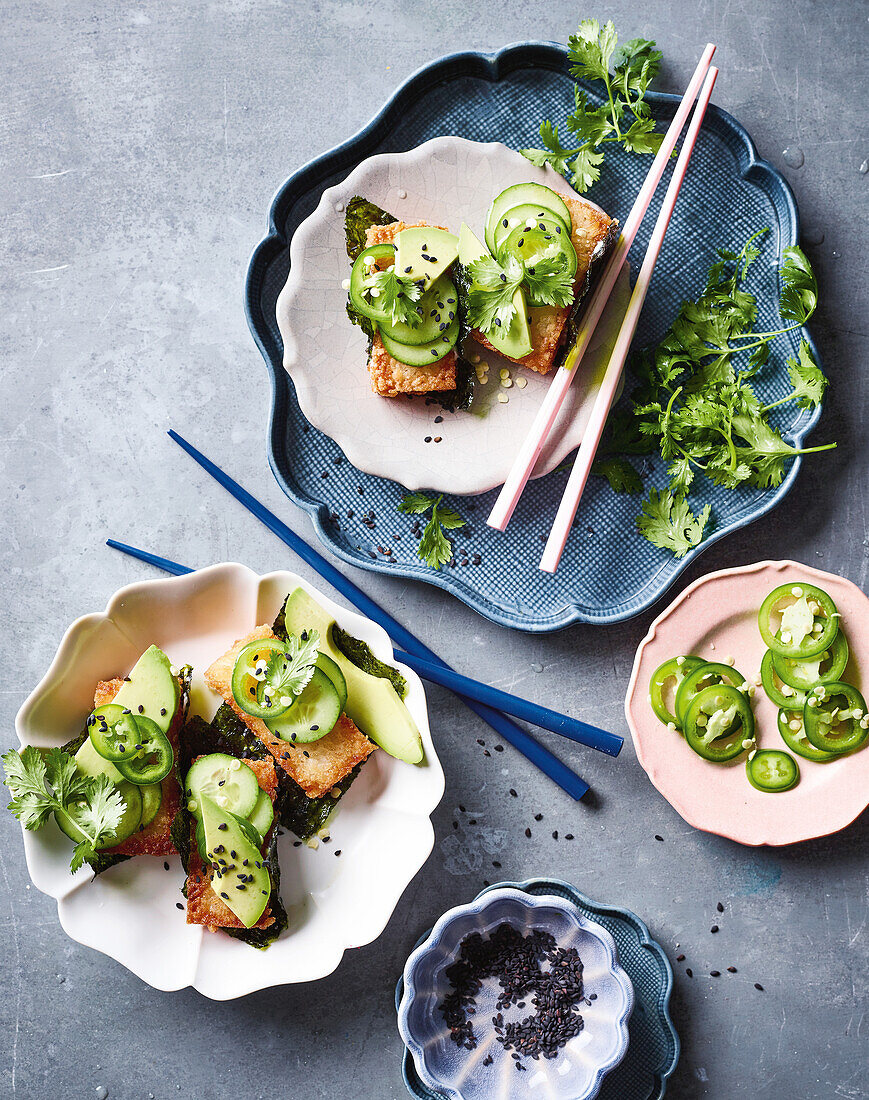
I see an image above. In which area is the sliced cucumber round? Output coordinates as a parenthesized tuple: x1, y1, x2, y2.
(185, 753, 259, 820)
(484, 183, 572, 254)
(492, 203, 570, 253)
(247, 788, 275, 841)
(316, 652, 348, 712)
(265, 667, 341, 744)
(378, 275, 458, 346)
(380, 315, 459, 366)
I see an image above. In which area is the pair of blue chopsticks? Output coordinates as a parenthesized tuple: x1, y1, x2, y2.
(108, 430, 622, 800)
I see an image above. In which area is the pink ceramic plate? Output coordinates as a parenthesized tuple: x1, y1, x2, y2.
(625, 560, 869, 846)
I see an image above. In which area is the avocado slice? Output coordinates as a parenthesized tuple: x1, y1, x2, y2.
(282, 588, 424, 765)
(395, 225, 458, 286)
(200, 795, 270, 928)
(457, 224, 533, 359)
(109, 645, 179, 734)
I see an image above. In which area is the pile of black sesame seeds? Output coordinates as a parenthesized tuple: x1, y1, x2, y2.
(439, 923, 587, 1072)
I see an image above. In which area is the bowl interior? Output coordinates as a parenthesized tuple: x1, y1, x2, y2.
(402, 891, 632, 1100)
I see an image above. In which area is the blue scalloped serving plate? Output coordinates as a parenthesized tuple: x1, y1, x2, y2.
(394, 878, 680, 1100)
(245, 41, 821, 633)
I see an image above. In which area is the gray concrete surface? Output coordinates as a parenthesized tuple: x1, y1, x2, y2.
(1, 1, 867, 1098)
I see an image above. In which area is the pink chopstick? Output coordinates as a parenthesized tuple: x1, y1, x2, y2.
(486, 43, 717, 533)
(539, 65, 719, 573)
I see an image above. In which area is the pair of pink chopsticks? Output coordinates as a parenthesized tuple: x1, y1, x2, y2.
(487, 45, 719, 573)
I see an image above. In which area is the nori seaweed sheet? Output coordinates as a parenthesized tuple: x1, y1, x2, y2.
(173, 708, 288, 949)
(343, 195, 474, 412)
(551, 219, 622, 371)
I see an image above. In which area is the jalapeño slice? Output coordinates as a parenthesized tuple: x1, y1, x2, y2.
(803, 682, 868, 754)
(348, 243, 399, 325)
(771, 630, 849, 691)
(231, 637, 293, 720)
(648, 655, 706, 728)
(88, 704, 143, 761)
(757, 583, 839, 660)
(114, 716, 174, 785)
(746, 749, 800, 792)
(777, 709, 838, 762)
(684, 684, 754, 762)
(759, 650, 807, 710)
(675, 662, 747, 728)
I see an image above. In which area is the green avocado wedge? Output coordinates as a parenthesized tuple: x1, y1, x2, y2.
(108, 645, 179, 734)
(281, 588, 424, 765)
(200, 795, 270, 929)
(395, 225, 458, 285)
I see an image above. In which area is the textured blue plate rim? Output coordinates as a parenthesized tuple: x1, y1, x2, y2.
(393, 877, 680, 1100)
(244, 40, 821, 633)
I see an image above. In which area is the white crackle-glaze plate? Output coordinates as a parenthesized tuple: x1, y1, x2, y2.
(625, 560, 869, 847)
(15, 563, 443, 998)
(275, 136, 630, 494)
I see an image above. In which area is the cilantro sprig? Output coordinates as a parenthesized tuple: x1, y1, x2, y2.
(362, 267, 424, 327)
(264, 630, 320, 700)
(465, 249, 574, 334)
(521, 19, 664, 193)
(3, 746, 127, 873)
(594, 231, 834, 556)
(398, 492, 467, 570)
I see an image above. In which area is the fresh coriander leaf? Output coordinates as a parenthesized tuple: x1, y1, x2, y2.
(637, 490, 711, 557)
(570, 146, 606, 193)
(622, 116, 664, 155)
(522, 253, 576, 308)
(782, 339, 828, 409)
(68, 774, 126, 847)
(362, 268, 423, 327)
(778, 245, 818, 325)
(591, 456, 643, 493)
(398, 493, 466, 571)
(271, 630, 320, 699)
(397, 491, 435, 515)
(466, 253, 523, 333)
(3, 746, 55, 830)
(520, 121, 576, 177)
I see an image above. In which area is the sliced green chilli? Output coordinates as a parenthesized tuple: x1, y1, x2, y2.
(185, 752, 259, 820)
(803, 681, 868, 754)
(502, 222, 578, 301)
(684, 684, 754, 762)
(746, 749, 800, 792)
(348, 243, 398, 325)
(265, 667, 341, 744)
(87, 704, 143, 761)
(648, 655, 706, 727)
(777, 709, 838, 762)
(231, 637, 294, 720)
(757, 583, 839, 660)
(675, 662, 747, 728)
(114, 717, 174, 785)
(760, 650, 807, 710)
(771, 630, 849, 690)
(492, 203, 570, 252)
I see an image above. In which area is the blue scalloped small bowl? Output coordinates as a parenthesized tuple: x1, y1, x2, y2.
(397, 886, 634, 1100)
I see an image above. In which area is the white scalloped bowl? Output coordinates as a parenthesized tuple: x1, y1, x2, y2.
(398, 887, 633, 1100)
(14, 563, 443, 999)
(275, 135, 630, 495)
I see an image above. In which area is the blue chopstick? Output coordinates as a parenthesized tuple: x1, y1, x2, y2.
(151, 430, 593, 800)
(106, 539, 620, 759)
(393, 650, 622, 757)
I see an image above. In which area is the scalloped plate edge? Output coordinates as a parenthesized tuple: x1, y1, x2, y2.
(244, 40, 822, 633)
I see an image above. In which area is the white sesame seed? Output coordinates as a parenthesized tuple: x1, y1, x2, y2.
(341, 278, 351, 290)
(497, 393, 509, 404)
(515, 377, 527, 389)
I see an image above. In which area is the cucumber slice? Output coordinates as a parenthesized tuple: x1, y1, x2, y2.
(139, 783, 163, 828)
(316, 652, 348, 712)
(185, 753, 259, 820)
(492, 203, 570, 253)
(378, 275, 458, 346)
(265, 667, 341, 744)
(247, 788, 275, 841)
(484, 184, 572, 255)
(380, 315, 459, 366)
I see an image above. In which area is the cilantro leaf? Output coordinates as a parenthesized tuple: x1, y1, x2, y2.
(465, 253, 524, 333)
(521, 19, 664, 192)
(521, 253, 576, 309)
(764, 339, 828, 411)
(778, 246, 818, 325)
(637, 490, 711, 557)
(591, 457, 643, 494)
(268, 629, 321, 700)
(3, 745, 54, 830)
(398, 493, 467, 570)
(362, 267, 423, 327)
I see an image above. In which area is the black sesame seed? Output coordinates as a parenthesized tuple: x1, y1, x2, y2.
(218, 823, 228, 831)
(509, 788, 517, 798)
(754, 983, 764, 991)
(654, 834, 664, 842)
(717, 901, 725, 913)
(676, 954, 685, 962)
(727, 966, 738, 973)
(164, 861, 170, 871)
(710, 971, 721, 977)
(524, 828, 531, 838)
(686, 968, 693, 977)
(711, 925, 719, 934)
(175, 902, 183, 910)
